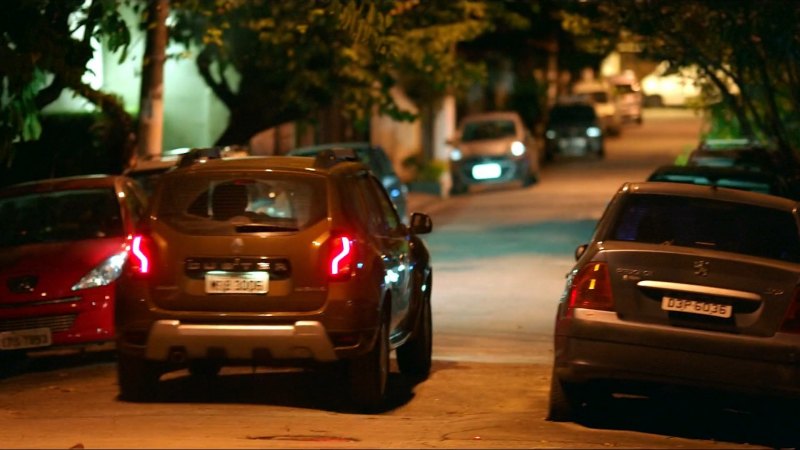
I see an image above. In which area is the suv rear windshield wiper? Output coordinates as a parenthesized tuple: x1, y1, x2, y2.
(234, 224, 299, 233)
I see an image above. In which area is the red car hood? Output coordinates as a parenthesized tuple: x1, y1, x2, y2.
(0, 238, 128, 301)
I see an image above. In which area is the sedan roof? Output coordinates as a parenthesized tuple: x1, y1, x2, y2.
(619, 181, 799, 211)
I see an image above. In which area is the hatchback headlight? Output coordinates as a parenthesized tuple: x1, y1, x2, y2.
(450, 148, 462, 161)
(510, 141, 526, 156)
(586, 126, 602, 138)
(71, 251, 128, 291)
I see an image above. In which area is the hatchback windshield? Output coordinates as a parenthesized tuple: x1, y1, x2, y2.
(461, 120, 517, 142)
(155, 173, 327, 234)
(607, 194, 800, 262)
(0, 188, 123, 247)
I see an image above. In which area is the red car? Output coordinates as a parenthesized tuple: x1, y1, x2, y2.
(0, 175, 147, 360)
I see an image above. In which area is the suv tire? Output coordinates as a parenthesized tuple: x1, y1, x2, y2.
(348, 308, 390, 412)
(397, 275, 432, 380)
(117, 353, 161, 402)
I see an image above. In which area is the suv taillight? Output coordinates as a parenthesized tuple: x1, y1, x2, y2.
(129, 235, 154, 275)
(329, 234, 355, 281)
(779, 288, 800, 333)
(567, 262, 613, 312)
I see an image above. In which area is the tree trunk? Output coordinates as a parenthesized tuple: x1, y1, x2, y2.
(137, 0, 168, 158)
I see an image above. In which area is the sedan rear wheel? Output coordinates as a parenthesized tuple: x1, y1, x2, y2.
(546, 368, 584, 422)
(348, 308, 390, 412)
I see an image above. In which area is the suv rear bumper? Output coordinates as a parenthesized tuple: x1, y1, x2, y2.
(143, 319, 338, 362)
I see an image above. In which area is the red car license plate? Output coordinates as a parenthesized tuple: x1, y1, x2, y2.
(0, 328, 52, 350)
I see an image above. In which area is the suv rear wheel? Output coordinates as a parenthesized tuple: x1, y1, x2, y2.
(397, 274, 432, 380)
(348, 307, 390, 411)
(117, 353, 161, 402)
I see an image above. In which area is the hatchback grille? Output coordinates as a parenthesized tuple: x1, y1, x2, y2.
(0, 315, 77, 333)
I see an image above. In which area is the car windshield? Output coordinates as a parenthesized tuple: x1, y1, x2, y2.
(0, 188, 123, 248)
(549, 105, 597, 123)
(461, 120, 517, 142)
(155, 173, 327, 235)
(606, 194, 800, 262)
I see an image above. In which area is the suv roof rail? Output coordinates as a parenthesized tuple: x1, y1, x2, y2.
(313, 148, 359, 169)
(177, 146, 250, 168)
(177, 147, 224, 168)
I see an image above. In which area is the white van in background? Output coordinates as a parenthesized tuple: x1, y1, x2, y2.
(572, 80, 622, 136)
(608, 70, 643, 124)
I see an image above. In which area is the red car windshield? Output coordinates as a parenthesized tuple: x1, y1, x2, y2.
(0, 188, 123, 247)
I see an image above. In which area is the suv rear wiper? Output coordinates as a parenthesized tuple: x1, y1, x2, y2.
(234, 224, 299, 233)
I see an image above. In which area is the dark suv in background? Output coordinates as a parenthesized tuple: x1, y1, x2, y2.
(544, 102, 605, 161)
(288, 142, 409, 223)
(115, 151, 433, 411)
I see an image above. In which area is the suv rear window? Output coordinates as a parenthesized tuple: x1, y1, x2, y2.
(607, 194, 800, 263)
(155, 173, 327, 234)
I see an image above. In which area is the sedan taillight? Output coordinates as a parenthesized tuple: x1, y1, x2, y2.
(329, 234, 355, 281)
(779, 288, 800, 333)
(567, 262, 614, 312)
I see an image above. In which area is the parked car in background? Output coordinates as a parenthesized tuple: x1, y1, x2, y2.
(685, 138, 786, 172)
(641, 61, 702, 107)
(0, 175, 148, 361)
(288, 142, 408, 223)
(124, 146, 250, 197)
(608, 70, 643, 124)
(571, 80, 621, 136)
(448, 111, 540, 195)
(544, 102, 604, 161)
(648, 164, 798, 199)
(124, 154, 181, 197)
(549, 181, 800, 422)
(115, 151, 434, 411)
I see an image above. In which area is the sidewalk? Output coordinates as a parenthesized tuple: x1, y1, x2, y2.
(406, 190, 445, 214)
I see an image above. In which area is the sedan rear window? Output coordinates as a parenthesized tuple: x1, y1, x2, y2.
(155, 173, 327, 234)
(607, 194, 800, 263)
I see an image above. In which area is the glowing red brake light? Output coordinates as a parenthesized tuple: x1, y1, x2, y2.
(329, 235, 355, 280)
(779, 288, 800, 334)
(568, 262, 613, 312)
(129, 235, 152, 275)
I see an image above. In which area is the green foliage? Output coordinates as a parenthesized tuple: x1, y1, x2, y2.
(0, 112, 126, 187)
(168, 0, 499, 143)
(566, 0, 800, 165)
(402, 153, 446, 182)
(0, 0, 135, 168)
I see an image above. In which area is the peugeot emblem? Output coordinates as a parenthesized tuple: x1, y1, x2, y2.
(693, 260, 709, 277)
(8, 275, 38, 293)
(231, 238, 244, 254)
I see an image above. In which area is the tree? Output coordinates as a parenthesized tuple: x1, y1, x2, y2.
(563, 0, 800, 168)
(168, 0, 499, 148)
(0, 0, 135, 169)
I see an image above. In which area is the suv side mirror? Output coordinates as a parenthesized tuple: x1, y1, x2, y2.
(410, 212, 433, 234)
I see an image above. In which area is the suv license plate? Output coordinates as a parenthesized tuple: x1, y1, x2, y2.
(662, 296, 731, 318)
(205, 271, 269, 294)
(0, 328, 52, 350)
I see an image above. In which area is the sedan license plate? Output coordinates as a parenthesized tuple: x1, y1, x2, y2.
(662, 296, 731, 318)
(205, 271, 269, 294)
(0, 328, 52, 350)
(471, 163, 502, 180)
